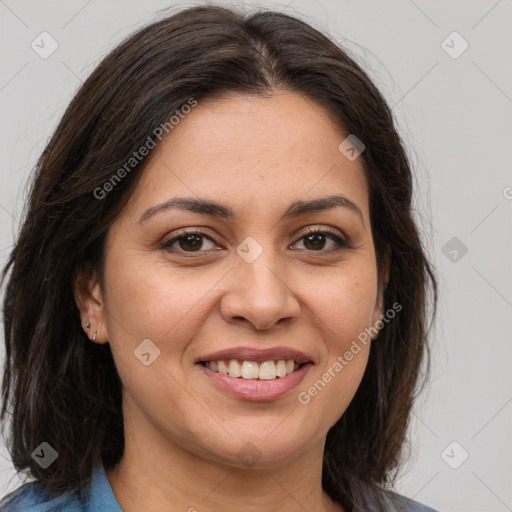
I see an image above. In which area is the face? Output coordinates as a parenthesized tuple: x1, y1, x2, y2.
(75, 91, 386, 469)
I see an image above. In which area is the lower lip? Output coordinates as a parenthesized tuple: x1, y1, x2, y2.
(197, 362, 313, 401)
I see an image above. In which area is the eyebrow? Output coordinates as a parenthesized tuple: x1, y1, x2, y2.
(137, 194, 365, 227)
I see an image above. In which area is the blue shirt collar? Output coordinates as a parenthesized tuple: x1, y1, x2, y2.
(86, 464, 123, 511)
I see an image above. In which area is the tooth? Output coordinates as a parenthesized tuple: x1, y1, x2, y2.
(229, 359, 242, 378)
(209, 358, 302, 379)
(218, 360, 229, 375)
(259, 360, 277, 380)
(241, 361, 259, 379)
(276, 360, 287, 378)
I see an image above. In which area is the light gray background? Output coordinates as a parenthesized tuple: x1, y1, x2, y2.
(1, 1, 511, 511)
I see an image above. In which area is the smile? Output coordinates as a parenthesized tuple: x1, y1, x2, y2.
(201, 359, 301, 380)
(197, 360, 313, 401)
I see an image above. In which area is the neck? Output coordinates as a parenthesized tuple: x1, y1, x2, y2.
(105, 423, 343, 512)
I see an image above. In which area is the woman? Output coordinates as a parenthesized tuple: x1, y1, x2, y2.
(0, 4, 438, 511)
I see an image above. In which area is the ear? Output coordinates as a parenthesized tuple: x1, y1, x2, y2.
(371, 246, 391, 333)
(72, 264, 109, 344)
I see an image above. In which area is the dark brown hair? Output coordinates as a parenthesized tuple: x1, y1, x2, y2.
(1, 4, 437, 510)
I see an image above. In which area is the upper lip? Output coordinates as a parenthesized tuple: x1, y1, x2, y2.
(196, 346, 314, 365)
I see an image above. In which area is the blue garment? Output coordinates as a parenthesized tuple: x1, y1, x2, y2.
(0, 463, 438, 511)
(0, 464, 121, 511)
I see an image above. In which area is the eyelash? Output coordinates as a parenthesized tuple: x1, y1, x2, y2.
(160, 227, 352, 256)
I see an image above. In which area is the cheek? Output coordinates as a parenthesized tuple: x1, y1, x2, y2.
(306, 267, 378, 346)
(300, 273, 375, 429)
(104, 251, 204, 336)
(100, 254, 188, 378)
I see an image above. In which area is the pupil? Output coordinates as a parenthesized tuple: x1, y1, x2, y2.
(304, 233, 325, 250)
(180, 234, 202, 251)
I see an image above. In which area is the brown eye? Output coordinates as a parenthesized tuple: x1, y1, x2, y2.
(162, 231, 218, 254)
(292, 228, 351, 252)
(175, 234, 205, 252)
(302, 232, 329, 251)
(161, 227, 351, 258)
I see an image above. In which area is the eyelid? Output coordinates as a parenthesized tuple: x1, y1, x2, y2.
(162, 226, 217, 242)
(160, 228, 218, 253)
(295, 226, 352, 250)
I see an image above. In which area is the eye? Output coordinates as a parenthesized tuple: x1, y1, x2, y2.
(161, 229, 219, 255)
(161, 226, 351, 257)
(291, 227, 351, 252)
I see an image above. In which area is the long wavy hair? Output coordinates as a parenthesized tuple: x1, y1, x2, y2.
(1, 4, 437, 511)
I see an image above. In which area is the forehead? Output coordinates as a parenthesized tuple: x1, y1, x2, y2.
(126, 91, 369, 220)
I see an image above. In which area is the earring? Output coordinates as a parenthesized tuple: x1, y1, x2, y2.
(85, 322, 91, 329)
(93, 330, 97, 342)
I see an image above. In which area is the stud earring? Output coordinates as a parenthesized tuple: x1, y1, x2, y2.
(85, 322, 91, 329)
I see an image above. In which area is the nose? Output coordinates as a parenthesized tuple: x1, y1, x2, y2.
(219, 247, 300, 331)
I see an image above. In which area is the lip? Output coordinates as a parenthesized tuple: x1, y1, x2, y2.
(195, 346, 314, 365)
(197, 361, 313, 401)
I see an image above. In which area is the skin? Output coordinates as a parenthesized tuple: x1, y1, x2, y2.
(73, 91, 388, 512)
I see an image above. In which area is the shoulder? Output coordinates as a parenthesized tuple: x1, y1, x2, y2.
(0, 464, 121, 512)
(386, 491, 439, 512)
(0, 480, 85, 511)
